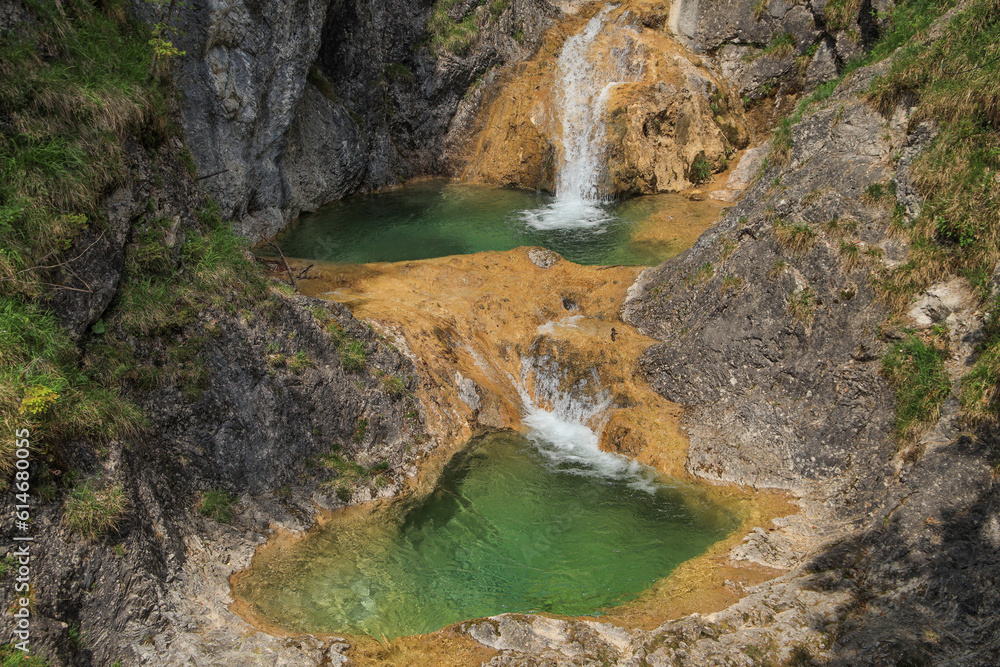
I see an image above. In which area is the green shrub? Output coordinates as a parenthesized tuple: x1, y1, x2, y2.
(63, 481, 128, 539)
(689, 153, 712, 184)
(198, 489, 237, 523)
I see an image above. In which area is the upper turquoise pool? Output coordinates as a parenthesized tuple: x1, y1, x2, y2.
(270, 179, 720, 266)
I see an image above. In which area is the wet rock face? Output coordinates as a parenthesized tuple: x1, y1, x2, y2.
(605, 79, 748, 194)
(166, 0, 567, 242)
(458, 2, 750, 195)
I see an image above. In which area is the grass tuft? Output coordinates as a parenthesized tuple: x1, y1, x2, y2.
(961, 298, 1000, 422)
(787, 287, 817, 324)
(428, 0, 480, 56)
(63, 481, 128, 539)
(883, 333, 952, 438)
(198, 489, 237, 523)
(774, 219, 817, 253)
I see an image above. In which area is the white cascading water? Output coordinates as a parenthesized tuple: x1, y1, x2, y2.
(515, 356, 659, 491)
(523, 6, 644, 230)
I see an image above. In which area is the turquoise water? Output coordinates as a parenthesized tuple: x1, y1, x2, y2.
(271, 179, 694, 266)
(233, 430, 736, 639)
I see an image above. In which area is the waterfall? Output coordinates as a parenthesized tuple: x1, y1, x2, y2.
(515, 355, 658, 491)
(523, 6, 644, 230)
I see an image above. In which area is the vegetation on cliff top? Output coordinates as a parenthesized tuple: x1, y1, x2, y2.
(869, 0, 1000, 422)
(768, 0, 1000, 425)
(0, 0, 265, 524)
(0, 0, 160, 474)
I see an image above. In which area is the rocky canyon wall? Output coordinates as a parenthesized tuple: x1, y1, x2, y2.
(165, 0, 579, 242)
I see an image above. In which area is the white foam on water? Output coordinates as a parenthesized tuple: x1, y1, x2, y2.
(516, 356, 659, 492)
(520, 198, 615, 230)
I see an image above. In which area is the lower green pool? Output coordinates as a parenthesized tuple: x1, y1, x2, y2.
(233, 430, 737, 639)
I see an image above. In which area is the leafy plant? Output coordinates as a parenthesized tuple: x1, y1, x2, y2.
(689, 153, 713, 184)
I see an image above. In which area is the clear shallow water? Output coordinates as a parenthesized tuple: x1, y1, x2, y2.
(271, 179, 698, 266)
(233, 430, 737, 640)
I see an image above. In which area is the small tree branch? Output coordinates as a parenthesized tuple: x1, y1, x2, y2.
(267, 242, 297, 292)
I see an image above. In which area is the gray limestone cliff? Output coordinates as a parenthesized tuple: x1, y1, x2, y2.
(166, 0, 574, 242)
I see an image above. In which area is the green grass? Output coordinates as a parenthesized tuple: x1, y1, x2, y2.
(961, 298, 1000, 422)
(380, 375, 407, 398)
(384, 63, 414, 84)
(427, 0, 481, 55)
(198, 489, 237, 523)
(768, 0, 956, 166)
(839, 240, 862, 270)
(0, 299, 146, 474)
(823, 0, 862, 32)
(317, 452, 366, 479)
(353, 417, 369, 444)
(882, 334, 952, 438)
(763, 33, 797, 58)
(720, 275, 742, 292)
(339, 338, 368, 373)
(63, 481, 128, 539)
(0, 0, 171, 299)
(0, 643, 51, 666)
(774, 219, 817, 253)
(0, 0, 240, 474)
(307, 65, 337, 102)
(867, 0, 1000, 303)
(688, 262, 715, 286)
(786, 287, 817, 324)
(287, 351, 314, 374)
